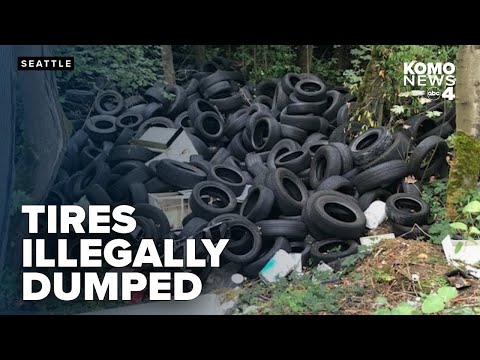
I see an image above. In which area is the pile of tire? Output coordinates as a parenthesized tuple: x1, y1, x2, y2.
(43, 61, 455, 282)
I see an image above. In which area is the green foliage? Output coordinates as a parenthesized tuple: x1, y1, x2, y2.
(209, 45, 300, 84)
(375, 287, 459, 315)
(53, 45, 165, 96)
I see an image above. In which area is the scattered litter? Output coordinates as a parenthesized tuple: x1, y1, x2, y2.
(360, 233, 395, 248)
(442, 235, 480, 268)
(259, 249, 296, 284)
(465, 265, 480, 279)
(411, 274, 420, 282)
(231, 273, 244, 285)
(316, 261, 334, 273)
(364, 200, 387, 229)
(290, 253, 303, 274)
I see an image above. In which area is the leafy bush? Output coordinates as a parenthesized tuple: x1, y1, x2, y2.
(53, 45, 165, 96)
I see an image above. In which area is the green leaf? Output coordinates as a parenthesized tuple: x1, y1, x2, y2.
(391, 304, 415, 315)
(421, 294, 445, 314)
(375, 296, 389, 305)
(469, 226, 480, 235)
(374, 308, 391, 315)
(437, 287, 458, 302)
(450, 222, 468, 231)
(455, 242, 464, 254)
(463, 200, 480, 214)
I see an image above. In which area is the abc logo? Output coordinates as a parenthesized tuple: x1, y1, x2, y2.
(427, 87, 441, 100)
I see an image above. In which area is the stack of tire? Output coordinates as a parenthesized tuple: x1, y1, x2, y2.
(44, 61, 454, 283)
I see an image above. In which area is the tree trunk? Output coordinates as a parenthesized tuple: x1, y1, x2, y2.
(445, 45, 480, 219)
(193, 45, 206, 68)
(297, 45, 313, 73)
(334, 45, 352, 71)
(351, 46, 388, 130)
(161, 45, 176, 85)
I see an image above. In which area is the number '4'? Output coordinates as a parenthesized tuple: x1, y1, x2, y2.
(442, 87, 455, 101)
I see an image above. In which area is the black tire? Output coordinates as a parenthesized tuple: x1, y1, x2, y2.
(189, 158, 212, 174)
(390, 221, 430, 239)
(281, 73, 311, 95)
(209, 92, 244, 113)
(189, 181, 237, 220)
(71, 161, 111, 200)
(116, 112, 144, 132)
(187, 133, 210, 159)
(402, 115, 437, 141)
(182, 212, 197, 227)
(322, 90, 345, 122)
(144, 86, 169, 105)
(329, 142, 354, 174)
(242, 237, 291, 278)
(264, 168, 308, 216)
(85, 115, 117, 143)
(223, 156, 243, 171)
(80, 144, 103, 168)
(199, 71, 244, 93)
(253, 95, 273, 108)
(220, 217, 263, 265)
(385, 193, 430, 226)
(251, 115, 281, 151)
(165, 85, 187, 118)
(358, 189, 391, 211)
(256, 79, 278, 98)
(184, 78, 199, 95)
(207, 164, 247, 196)
(310, 193, 366, 238)
(309, 145, 342, 189)
(294, 79, 327, 102)
(274, 149, 310, 173)
(210, 147, 231, 165)
(316, 176, 355, 196)
(290, 241, 312, 266)
(353, 160, 408, 194)
(107, 145, 156, 165)
(178, 217, 208, 239)
(361, 132, 411, 170)
(143, 102, 165, 119)
(224, 113, 248, 139)
(94, 90, 124, 116)
(311, 239, 358, 263)
(188, 99, 219, 123)
(245, 153, 269, 176)
(133, 204, 171, 236)
(407, 135, 448, 180)
(127, 103, 147, 116)
(129, 182, 149, 205)
(240, 185, 275, 222)
(272, 83, 289, 113)
(144, 177, 173, 193)
(124, 95, 146, 109)
(71, 129, 89, 150)
(287, 100, 328, 116)
(112, 160, 153, 176)
(329, 123, 348, 143)
(203, 80, 232, 99)
(302, 139, 329, 158)
(280, 107, 326, 132)
(114, 128, 135, 146)
(108, 166, 152, 201)
(256, 219, 308, 241)
(85, 184, 114, 205)
(228, 132, 249, 161)
(417, 122, 454, 143)
(138, 117, 177, 134)
(280, 124, 309, 144)
(335, 103, 350, 127)
(350, 127, 394, 166)
(267, 139, 301, 170)
(194, 111, 225, 141)
(155, 159, 207, 189)
(402, 178, 423, 196)
(343, 167, 361, 182)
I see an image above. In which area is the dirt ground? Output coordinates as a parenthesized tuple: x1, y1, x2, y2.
(337, 238, 480, 314)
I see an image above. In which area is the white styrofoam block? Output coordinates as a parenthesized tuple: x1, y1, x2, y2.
(360, 233, 395, 247)
(442, 235, 480, 266)
(290, 253, 303, 273)
(259, 249, 296, 284)
(364, 200, 387, 229)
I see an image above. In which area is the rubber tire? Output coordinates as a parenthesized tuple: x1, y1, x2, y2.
(256, 219, 308, 241)
(309, 145, 342, 190)
(407, 135, 448, 180)
(350, 127, 394, 166)
(311, 239, 358, 263)
(250, 115, 281, 152)
(322, 90, 345, 122)
(390, 221, 430, 239)
(280, 124, 309, 144)
(85, 115, 117, 144)
(108, 145, 156, 165)
(245, 153, 269, 176)
(133, 204, 171, 236)
(361, 132, 411, 170)
(316, 175, 355, 196)
(240, 185, 275, 222)
(189, 181, 237, 220)
(129, 182, 149, 205)
(264, 168, 309, 216)
(155, 159, 207, 189)
(207, 164, 247, 196)
(85, 184, 114, 205)
(114, 128, 135, 146)
(358, 189, 391, 211)
(353, 160, 408, 194)
(203, 80, 232, 99)
(330, 142, 354, 174)
(194, 111, 225, 141)
(267, 139, 301, 170)
(385, 193, 430, 226)
(294, 79, 327, 102)
(209, 92, 244, 113)
(94, 90, 124, 116)
(274, 149, 310, 173)
(290, 241, 312, 266)
(287, 100, 328, 116)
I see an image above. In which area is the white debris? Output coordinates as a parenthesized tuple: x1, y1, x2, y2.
(231, 273, 244, 285)
(442, 235, 480, 278)
(360, 233, 395, 248)
(364, 200, 387, 229)
(290, 253, 303, 274)
(316, 262, 334, 273)
(259, 249, 296, 284)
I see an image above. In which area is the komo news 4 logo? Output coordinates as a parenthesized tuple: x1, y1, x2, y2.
(403, 61, 456, 101)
